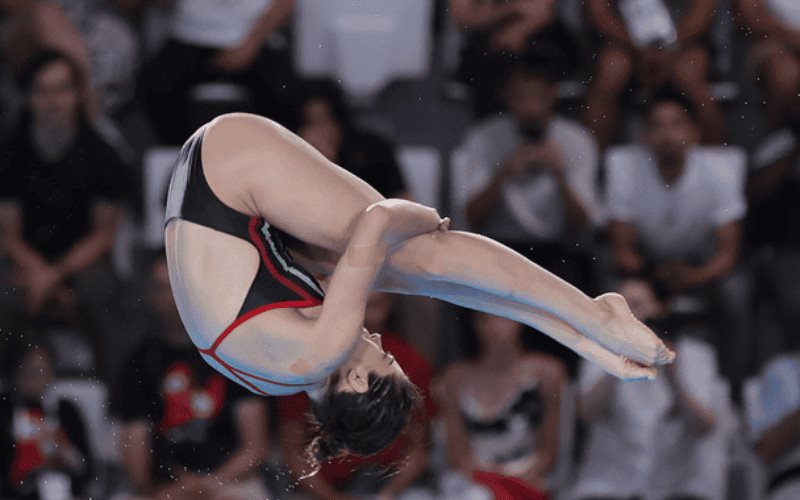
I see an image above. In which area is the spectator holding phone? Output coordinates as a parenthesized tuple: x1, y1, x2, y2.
(460, 58, 601, 289)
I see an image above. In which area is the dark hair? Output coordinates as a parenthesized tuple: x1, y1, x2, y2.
(17, 49, 83, 93)
(302, 372, 421, 475)
(644, 86, 698, 123)
(503, 53, 561, 87)
(292, 78, 353, 132)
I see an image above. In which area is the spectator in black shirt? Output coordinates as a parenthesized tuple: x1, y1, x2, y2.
(0, 337, 92, 500)
(0, 50, 129, 380)
(114, 252, 270, 500)
(294, 79, 410, 199)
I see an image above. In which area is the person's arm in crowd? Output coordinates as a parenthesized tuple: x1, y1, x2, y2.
(279, 416, 356, 500)
(738, 0, 800, 42)
(748, 155, 794, 202)
(586, 1, 633, 48)
(465, 159, 514, 229)
(547, 141, 592, 231)
(523, 358, 565, 486)
(119, 420, 155, 495)
(213, 0, 295, 71)
(33, 2, 97, 118)
(378, 421, 431, 499)
(675, 0, 717, 46)
(664, 359, 717, 433)
(756, 407, 800, 463)
(0, 201, 50, 273)
(0, 201, 73, 312)
(658, 221, 742, 292)
(449, 0, 520, 30)
(51, 201, 122, 279)
(440, 365, 486, 474)
(609, 220, 646, 276)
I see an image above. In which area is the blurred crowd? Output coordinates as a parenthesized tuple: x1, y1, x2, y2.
(0, 1, 799, 499)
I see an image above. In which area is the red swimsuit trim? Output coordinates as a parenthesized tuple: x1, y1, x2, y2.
(197, 216, 323, 395)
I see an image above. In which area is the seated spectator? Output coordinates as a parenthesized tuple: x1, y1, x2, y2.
(277, 291, 436, 499)
(0, 336, 92, 499)
(449, 0, 578, 117)
(1, 0, 98, 118)
(294, 79, 410, 199)
(114, 252, 270, 499)
(583, 0, 725, 147)
(0, 50, 129, 380)
(738, 0, 800, 130)
(571, 329, 724, 499)
(748, 347, 800, 500)
(439, 310, 564, 499)
(139, 0, 297, 144)
(605, 87, 752, 390)
(460, 58, 600, 370)
(747, 127, 800, 357)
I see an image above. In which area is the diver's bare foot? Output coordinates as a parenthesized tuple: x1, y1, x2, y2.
(591, 292, 675, 367)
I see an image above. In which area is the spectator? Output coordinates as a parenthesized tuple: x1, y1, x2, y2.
(277, 291, 435, 499)
(0, 337, 92, 500)
(738, 0, 800, 130)
(746, 128, 800, 357)
(0, 50, 128, 380)
(605, 87, 751, 389)
(460, 57, 601, 293)
(571, 329, 724, 500)
(748, 347, 800, 500)
(139, 0, 297, 144)
(439, 311, 564, 498)
(583, 0, 725, 147)
(449, 0, 578, 117)
(114, 252, 270, 499)
(295, 79, 410, 199)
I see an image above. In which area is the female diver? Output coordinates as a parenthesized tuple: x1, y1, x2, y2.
(164, 112, 674, 462)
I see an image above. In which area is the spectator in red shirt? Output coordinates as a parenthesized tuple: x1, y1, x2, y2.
(277, 291, 436, 499)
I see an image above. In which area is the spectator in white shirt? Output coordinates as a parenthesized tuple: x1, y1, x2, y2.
(458, 58, 603, 373)
(605, 87, 752, 393)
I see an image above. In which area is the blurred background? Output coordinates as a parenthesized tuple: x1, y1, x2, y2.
(0, 0, 799, 499)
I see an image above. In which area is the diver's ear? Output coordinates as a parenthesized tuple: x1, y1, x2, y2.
(346, 367, 369, 394)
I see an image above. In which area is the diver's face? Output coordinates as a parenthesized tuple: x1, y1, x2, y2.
(334, 332, 407, 394)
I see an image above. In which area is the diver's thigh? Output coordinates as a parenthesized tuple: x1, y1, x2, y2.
(202, 113, 385, 254)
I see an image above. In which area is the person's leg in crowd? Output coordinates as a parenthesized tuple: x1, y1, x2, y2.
(669, 45, 726, 144)
(68, 256, 126, 381)
(141, 39, 214, 144)
(753, 41, 800, 129)
(583, 44, 634, 148)
(707, 265, 756, 396)
(763, 249, 800, 352)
